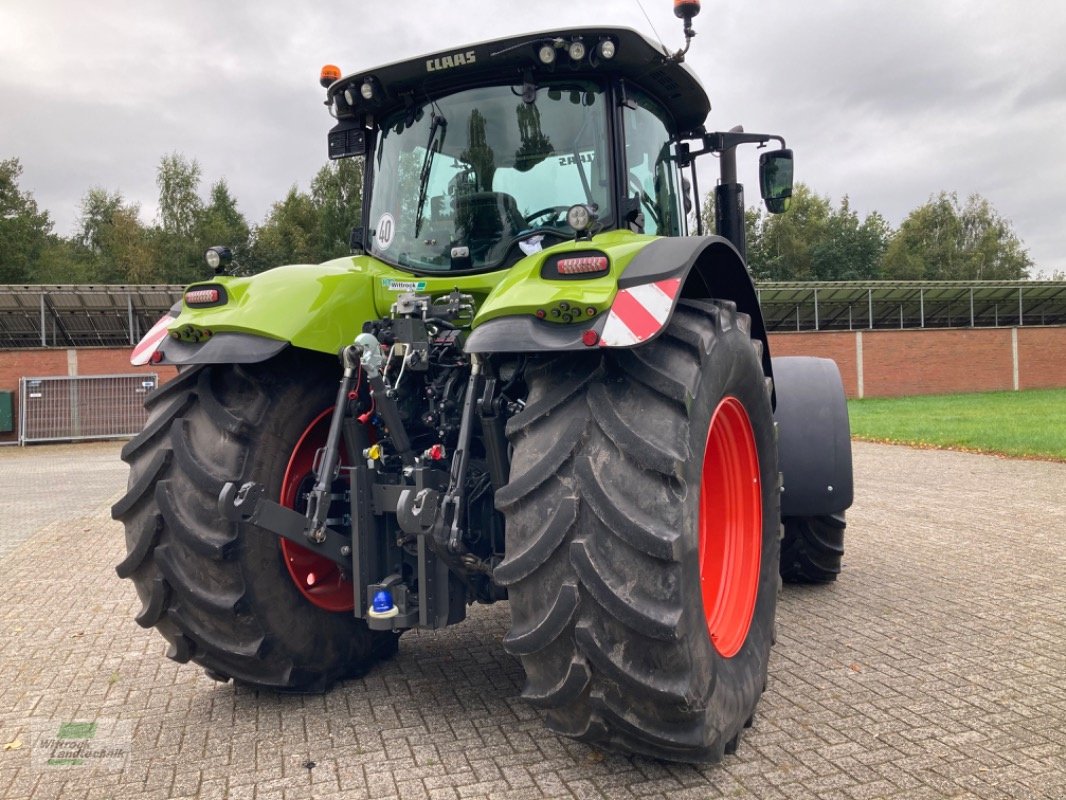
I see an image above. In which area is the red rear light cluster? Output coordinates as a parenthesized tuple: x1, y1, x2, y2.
(556, 256, 608, 275)
(185, 288, 221, 306)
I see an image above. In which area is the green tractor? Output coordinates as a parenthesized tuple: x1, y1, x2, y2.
(114, 3, 853, 763)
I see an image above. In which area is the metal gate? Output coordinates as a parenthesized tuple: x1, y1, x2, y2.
(18, 373, 158, 444)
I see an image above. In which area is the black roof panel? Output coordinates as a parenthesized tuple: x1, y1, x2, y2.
(327, 27, 712, 134)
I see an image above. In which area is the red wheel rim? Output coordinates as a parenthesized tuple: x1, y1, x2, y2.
(279, 408, 354, 612)
(698, 396, 762, 658)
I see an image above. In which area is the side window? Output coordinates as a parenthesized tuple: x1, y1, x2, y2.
(622, 86, 681, 236)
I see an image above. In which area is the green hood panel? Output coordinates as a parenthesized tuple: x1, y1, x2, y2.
(169, 232, 658, 355)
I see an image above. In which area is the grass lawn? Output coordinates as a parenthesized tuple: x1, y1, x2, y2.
(847, 388, 1066, 461)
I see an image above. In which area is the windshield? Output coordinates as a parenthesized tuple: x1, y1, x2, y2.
(366, 80, 612, 272)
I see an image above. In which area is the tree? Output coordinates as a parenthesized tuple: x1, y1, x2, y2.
(76, 187, 125, 253)
(0, 158, 54, 283)
(703, 184, 891, 281)
(155, 153, 208, 283)
(198, 179, 251, 263)
(809, 197, 890, 281)
(745, 184, 833, 281)
(35, 237, 89, 284)
(157, 153, 203, 237)
(104, 206, 157, 283)
(74, 187, 157, 283)
(882, 192, 1032, 280)
(249, 186, 321, 270)
(309, 159, 363, 260)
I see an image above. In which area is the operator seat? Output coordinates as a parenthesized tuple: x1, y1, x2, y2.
(454, 191, 525, 264)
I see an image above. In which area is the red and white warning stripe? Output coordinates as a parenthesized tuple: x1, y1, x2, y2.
(599, 278, 681, 347)
(130, 313, 175, 366)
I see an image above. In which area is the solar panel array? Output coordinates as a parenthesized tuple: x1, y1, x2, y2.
(1, 281, 1064, 348)
(0, 285, 182, 348)
(757, 281, 1066, 332)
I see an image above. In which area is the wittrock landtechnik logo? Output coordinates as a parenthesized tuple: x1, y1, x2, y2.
(31, 719, 131, 769)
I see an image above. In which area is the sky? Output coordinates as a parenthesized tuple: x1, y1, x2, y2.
(2, 0, 1064, 277)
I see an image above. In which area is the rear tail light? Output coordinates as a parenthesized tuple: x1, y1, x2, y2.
(184, 285, 227, 307)
(556, 256, 608, 275)
(185, 288, 219, 305)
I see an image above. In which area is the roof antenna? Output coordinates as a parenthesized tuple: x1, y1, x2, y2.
(669, 0, 701, 62)
(633, 0, 668, 56)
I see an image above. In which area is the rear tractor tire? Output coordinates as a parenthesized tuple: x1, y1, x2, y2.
(780, 513, 846, 583)
(495, 300, 781, 763)
(112, 351, 396, 692)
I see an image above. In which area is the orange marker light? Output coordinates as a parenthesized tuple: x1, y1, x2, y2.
(674, 0, 701, 19)
(319, 64, 341, 88)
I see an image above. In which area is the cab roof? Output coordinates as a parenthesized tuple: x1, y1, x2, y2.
(326, 26, 712, 135)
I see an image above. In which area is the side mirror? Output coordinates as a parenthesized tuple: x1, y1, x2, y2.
(348, 226, 364, 253)
(759, 148, 793, 213)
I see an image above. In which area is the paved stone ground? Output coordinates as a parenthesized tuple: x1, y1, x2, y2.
(0, 441, 1063, 800)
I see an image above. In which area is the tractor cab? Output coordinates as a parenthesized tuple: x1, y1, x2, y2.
(322, 27, 786, 275)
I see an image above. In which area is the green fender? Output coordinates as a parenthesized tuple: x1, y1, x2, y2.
(465, 233, 773, 388)
(157, 256, 508, 361)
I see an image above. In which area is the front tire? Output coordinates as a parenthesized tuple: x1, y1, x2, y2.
(495, 300, 780, 763)
(112, 350, 394, 691)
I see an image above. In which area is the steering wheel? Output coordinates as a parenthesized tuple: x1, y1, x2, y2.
(524, 205, 571, 228)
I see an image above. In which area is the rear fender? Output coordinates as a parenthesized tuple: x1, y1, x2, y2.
(132, 256, 513, 367)
(772, 356, 854, 516)
(465, 235, 773, 386)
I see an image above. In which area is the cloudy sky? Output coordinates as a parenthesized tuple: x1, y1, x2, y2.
(2, 0, 1064, 276)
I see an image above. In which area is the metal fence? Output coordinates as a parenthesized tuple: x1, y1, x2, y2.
(18, 374, 157, 444)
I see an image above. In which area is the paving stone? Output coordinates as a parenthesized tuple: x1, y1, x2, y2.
(1, 441, 1064, 799)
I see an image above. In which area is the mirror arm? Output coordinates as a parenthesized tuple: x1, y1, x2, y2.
(681, 130, 787, 161)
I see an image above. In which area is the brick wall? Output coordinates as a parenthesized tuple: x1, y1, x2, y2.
(862, 328, 1015, 397)
(766, 331, 859, 398)
(769, 326, 1066, 398)
(2, 327, 1065, 441)
(1017, 327, 1066, 390)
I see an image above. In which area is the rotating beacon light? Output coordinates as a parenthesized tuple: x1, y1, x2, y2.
(672, 0, 701, 60)
(674, 0, 701, 21)
(319, 64, 341, 88)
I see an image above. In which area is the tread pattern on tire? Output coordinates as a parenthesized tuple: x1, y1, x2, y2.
(113, 353, 391, 691)
(780, 513, 846, 583)
(497, 300, 780, 763)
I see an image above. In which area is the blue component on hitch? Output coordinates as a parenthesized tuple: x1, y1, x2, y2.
(372, 589, 394, 614)
(368, 588, 399, 620)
